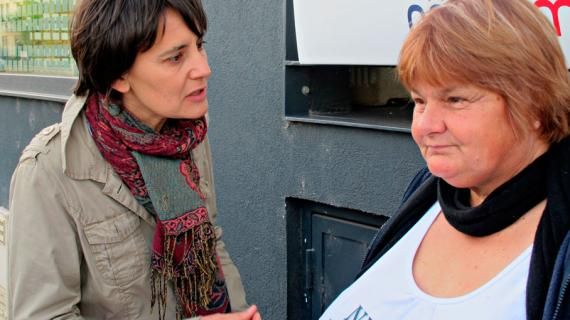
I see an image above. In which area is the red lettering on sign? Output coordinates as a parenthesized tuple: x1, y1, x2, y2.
(535, 0, 570, 36)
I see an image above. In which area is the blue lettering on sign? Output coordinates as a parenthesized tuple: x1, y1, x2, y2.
(407, 4, 441, 28)
(408, 1, 567, 35)
(407, 4, 424, 28)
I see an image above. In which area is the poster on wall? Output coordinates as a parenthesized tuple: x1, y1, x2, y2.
(293, 0, 570, 66)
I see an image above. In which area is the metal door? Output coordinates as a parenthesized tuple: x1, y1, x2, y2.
(286, 199, 385, 320)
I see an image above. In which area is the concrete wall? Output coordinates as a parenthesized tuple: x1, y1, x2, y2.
(0, 96, 64, 207)
(0, 1, 426, 319)
(202, 1, 424, 318)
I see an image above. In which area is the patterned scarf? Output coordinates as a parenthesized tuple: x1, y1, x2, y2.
(85, 93, 230, 319)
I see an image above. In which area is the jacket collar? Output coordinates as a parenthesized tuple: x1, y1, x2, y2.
(60, 94, 155, 225)
(60, 94, 105, 182)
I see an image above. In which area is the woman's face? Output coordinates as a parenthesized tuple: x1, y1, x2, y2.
(410, 82, 548, 201)
(112, 8, 210, 131)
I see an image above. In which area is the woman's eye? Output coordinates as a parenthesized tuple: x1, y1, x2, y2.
(412, 98, 425, 106)
(197, 40, 207, 50)
(167, 53, 183, 63)
(412, 98, 425, 112)
(447, 96, 465, 104)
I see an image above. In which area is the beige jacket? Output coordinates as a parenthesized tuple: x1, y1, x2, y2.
(7, 95, 247, 320)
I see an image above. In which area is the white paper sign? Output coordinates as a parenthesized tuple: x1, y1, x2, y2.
(293, 0, 570, 66)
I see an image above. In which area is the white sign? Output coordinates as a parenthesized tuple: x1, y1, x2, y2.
(293, 0, 570, 66)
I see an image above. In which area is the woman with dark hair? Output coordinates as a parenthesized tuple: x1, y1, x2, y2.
(321, 0, 570, 319)
(7, 1, 260, 319)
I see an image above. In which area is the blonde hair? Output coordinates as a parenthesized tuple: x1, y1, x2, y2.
(399, 0, 570, 143)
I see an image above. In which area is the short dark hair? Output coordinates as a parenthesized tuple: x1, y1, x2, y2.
(70, 0, 207, 96)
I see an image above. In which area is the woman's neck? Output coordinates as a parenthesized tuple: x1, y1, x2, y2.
(469, 140, 549, 206)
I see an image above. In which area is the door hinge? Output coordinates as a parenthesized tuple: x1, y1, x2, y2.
(304, 248, 315, 304)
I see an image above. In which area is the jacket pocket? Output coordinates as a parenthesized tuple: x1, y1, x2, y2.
(84, 211, 148, 287)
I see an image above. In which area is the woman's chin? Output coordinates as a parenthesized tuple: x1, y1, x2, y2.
(427, 164, 465, 186)
(426, 162, 453, 178)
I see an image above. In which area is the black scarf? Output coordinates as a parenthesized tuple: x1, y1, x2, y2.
(438, 151, 549, 237)
(439, 142, 570, 319)
(360, 136, 570, 319)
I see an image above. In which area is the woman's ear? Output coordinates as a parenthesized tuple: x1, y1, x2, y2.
(111, 75, 130, 93)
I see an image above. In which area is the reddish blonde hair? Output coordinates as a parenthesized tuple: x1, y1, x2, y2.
(399, 0, 570, 143)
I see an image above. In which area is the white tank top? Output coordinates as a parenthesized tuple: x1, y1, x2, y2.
(319, 202, 532, 320)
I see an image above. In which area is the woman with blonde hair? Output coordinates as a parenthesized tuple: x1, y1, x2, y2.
(321, 0, 570, 319)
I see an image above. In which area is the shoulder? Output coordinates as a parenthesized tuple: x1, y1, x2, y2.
(401, 167, 432, 204)
(12, 123, 66, 195)
(19, 123, 62, 164)
(191, 136, 214, 177)
(10, 123, 73, 212)
(192, 136, 212, 161)
(360, 168, 436, 273)
(549, 136, 570, 176)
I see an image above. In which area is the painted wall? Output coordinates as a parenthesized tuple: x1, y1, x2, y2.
(202, 1, 424, 318)
(0, 1, 426, 319)
(0, 96, 63, 207)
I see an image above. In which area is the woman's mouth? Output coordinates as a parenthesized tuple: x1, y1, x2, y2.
(187, 88, 207, 102)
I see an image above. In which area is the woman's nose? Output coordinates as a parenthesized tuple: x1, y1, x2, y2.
(189, 51, 211, 80)
(412, 101, 446, 135)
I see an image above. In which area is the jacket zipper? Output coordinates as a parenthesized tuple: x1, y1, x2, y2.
(552, 273, 570, 320)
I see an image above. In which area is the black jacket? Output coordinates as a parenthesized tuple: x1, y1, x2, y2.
(360, 137, 570, 320)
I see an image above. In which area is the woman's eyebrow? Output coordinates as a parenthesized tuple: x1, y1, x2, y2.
(158, 44, 188, 58)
